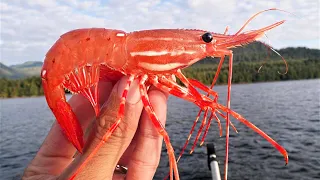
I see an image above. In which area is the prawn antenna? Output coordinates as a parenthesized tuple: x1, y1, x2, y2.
(259, 40, 288, 75)
(234, 8, 293, 36)
(257, 34, 271, 73)
(271, 46, 288, 75)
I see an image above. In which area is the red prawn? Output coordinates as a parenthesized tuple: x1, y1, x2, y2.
(41, 8, 288, 180)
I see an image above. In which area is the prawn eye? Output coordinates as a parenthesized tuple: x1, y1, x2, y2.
(202, 32, 213, 43)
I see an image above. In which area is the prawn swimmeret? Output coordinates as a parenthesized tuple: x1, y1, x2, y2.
(41, 8, 288, 180)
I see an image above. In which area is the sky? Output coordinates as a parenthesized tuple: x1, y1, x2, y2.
(0, 0, 319, 65)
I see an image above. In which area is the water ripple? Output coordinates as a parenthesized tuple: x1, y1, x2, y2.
(0, 79, 319, 180)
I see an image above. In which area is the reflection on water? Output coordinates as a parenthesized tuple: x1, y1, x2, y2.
(1, 79, 319, 180)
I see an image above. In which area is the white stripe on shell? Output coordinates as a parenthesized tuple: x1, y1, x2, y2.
(130, 50, 196, 57)
(138, 37, 194, 42)
(139, 62, 184, 71)
(138, 57, 201, 71)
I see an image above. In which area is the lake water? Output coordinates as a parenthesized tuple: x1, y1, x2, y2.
(1, 79, 319, 180)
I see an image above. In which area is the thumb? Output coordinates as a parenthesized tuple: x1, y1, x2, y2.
(61, 76, 143, 180)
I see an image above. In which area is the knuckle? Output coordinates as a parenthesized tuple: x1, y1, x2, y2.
(148, 89, 168, 101)
(94, 94, 139, 142)
(138, 126, 161, 140)
(95, 113, 132, 142)
(131, 155, 159, 171)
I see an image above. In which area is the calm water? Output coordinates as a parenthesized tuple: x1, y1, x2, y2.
(1, 79, 319, 180)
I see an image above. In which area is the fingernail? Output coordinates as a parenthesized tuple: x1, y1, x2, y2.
(117, 77, 141, 104)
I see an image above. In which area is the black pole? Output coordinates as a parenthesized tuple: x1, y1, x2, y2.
(207, 143, 221, 180)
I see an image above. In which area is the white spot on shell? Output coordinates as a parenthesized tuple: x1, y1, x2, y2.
(116, 33, 125, 37)
(41, 70, 46, 77)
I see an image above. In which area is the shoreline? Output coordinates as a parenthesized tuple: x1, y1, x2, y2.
(1, 78, 319, 99)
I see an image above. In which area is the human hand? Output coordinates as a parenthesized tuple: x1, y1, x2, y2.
(23, 76, 169, 180)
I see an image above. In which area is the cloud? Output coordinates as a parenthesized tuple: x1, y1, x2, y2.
(0, 0, 319, 65)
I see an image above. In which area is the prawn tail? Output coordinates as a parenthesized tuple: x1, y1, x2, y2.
(43, 81, 84, 153)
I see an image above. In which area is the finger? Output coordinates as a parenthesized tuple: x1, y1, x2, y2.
(117, 86, 169, 166)
(61, 76, 144, 180)
(126, 87, 169, 180)
(23, 81, 113, 178)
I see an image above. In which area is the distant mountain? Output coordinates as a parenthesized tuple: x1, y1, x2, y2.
(0, 62, 24, 79)
(0, 61, 43, 79)
(11, 61, 43, 68)
(10, 61, 43, 78)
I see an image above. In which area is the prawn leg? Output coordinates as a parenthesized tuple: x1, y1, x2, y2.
(185, 78, 218, 98)
(150, 74, 288, 180)
(214, 103, 289, 164)
(159, 74, 219, 159)
(175, 69, 203, 99)
(162, 79, 289, 168)
(224, 51, 233, 179)
(191, 55, 226, 147)
(180, 51, 233, 178)
(149, 76, 200, 163)
(189, 107, 211, 154)
(199, 113, 222, 146)
(185, 54, 226, 148)
(139, 75, 179, 180)
(63, 65, 101, 116)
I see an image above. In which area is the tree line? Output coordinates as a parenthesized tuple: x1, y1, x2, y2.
(196, 42, 320, 64)
(181, 59, 319, 85)
(0, 76, 44, 98)
(1, 58, 319, 98)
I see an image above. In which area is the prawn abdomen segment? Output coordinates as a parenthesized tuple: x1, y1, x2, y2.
(41, 28, 127, 88)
